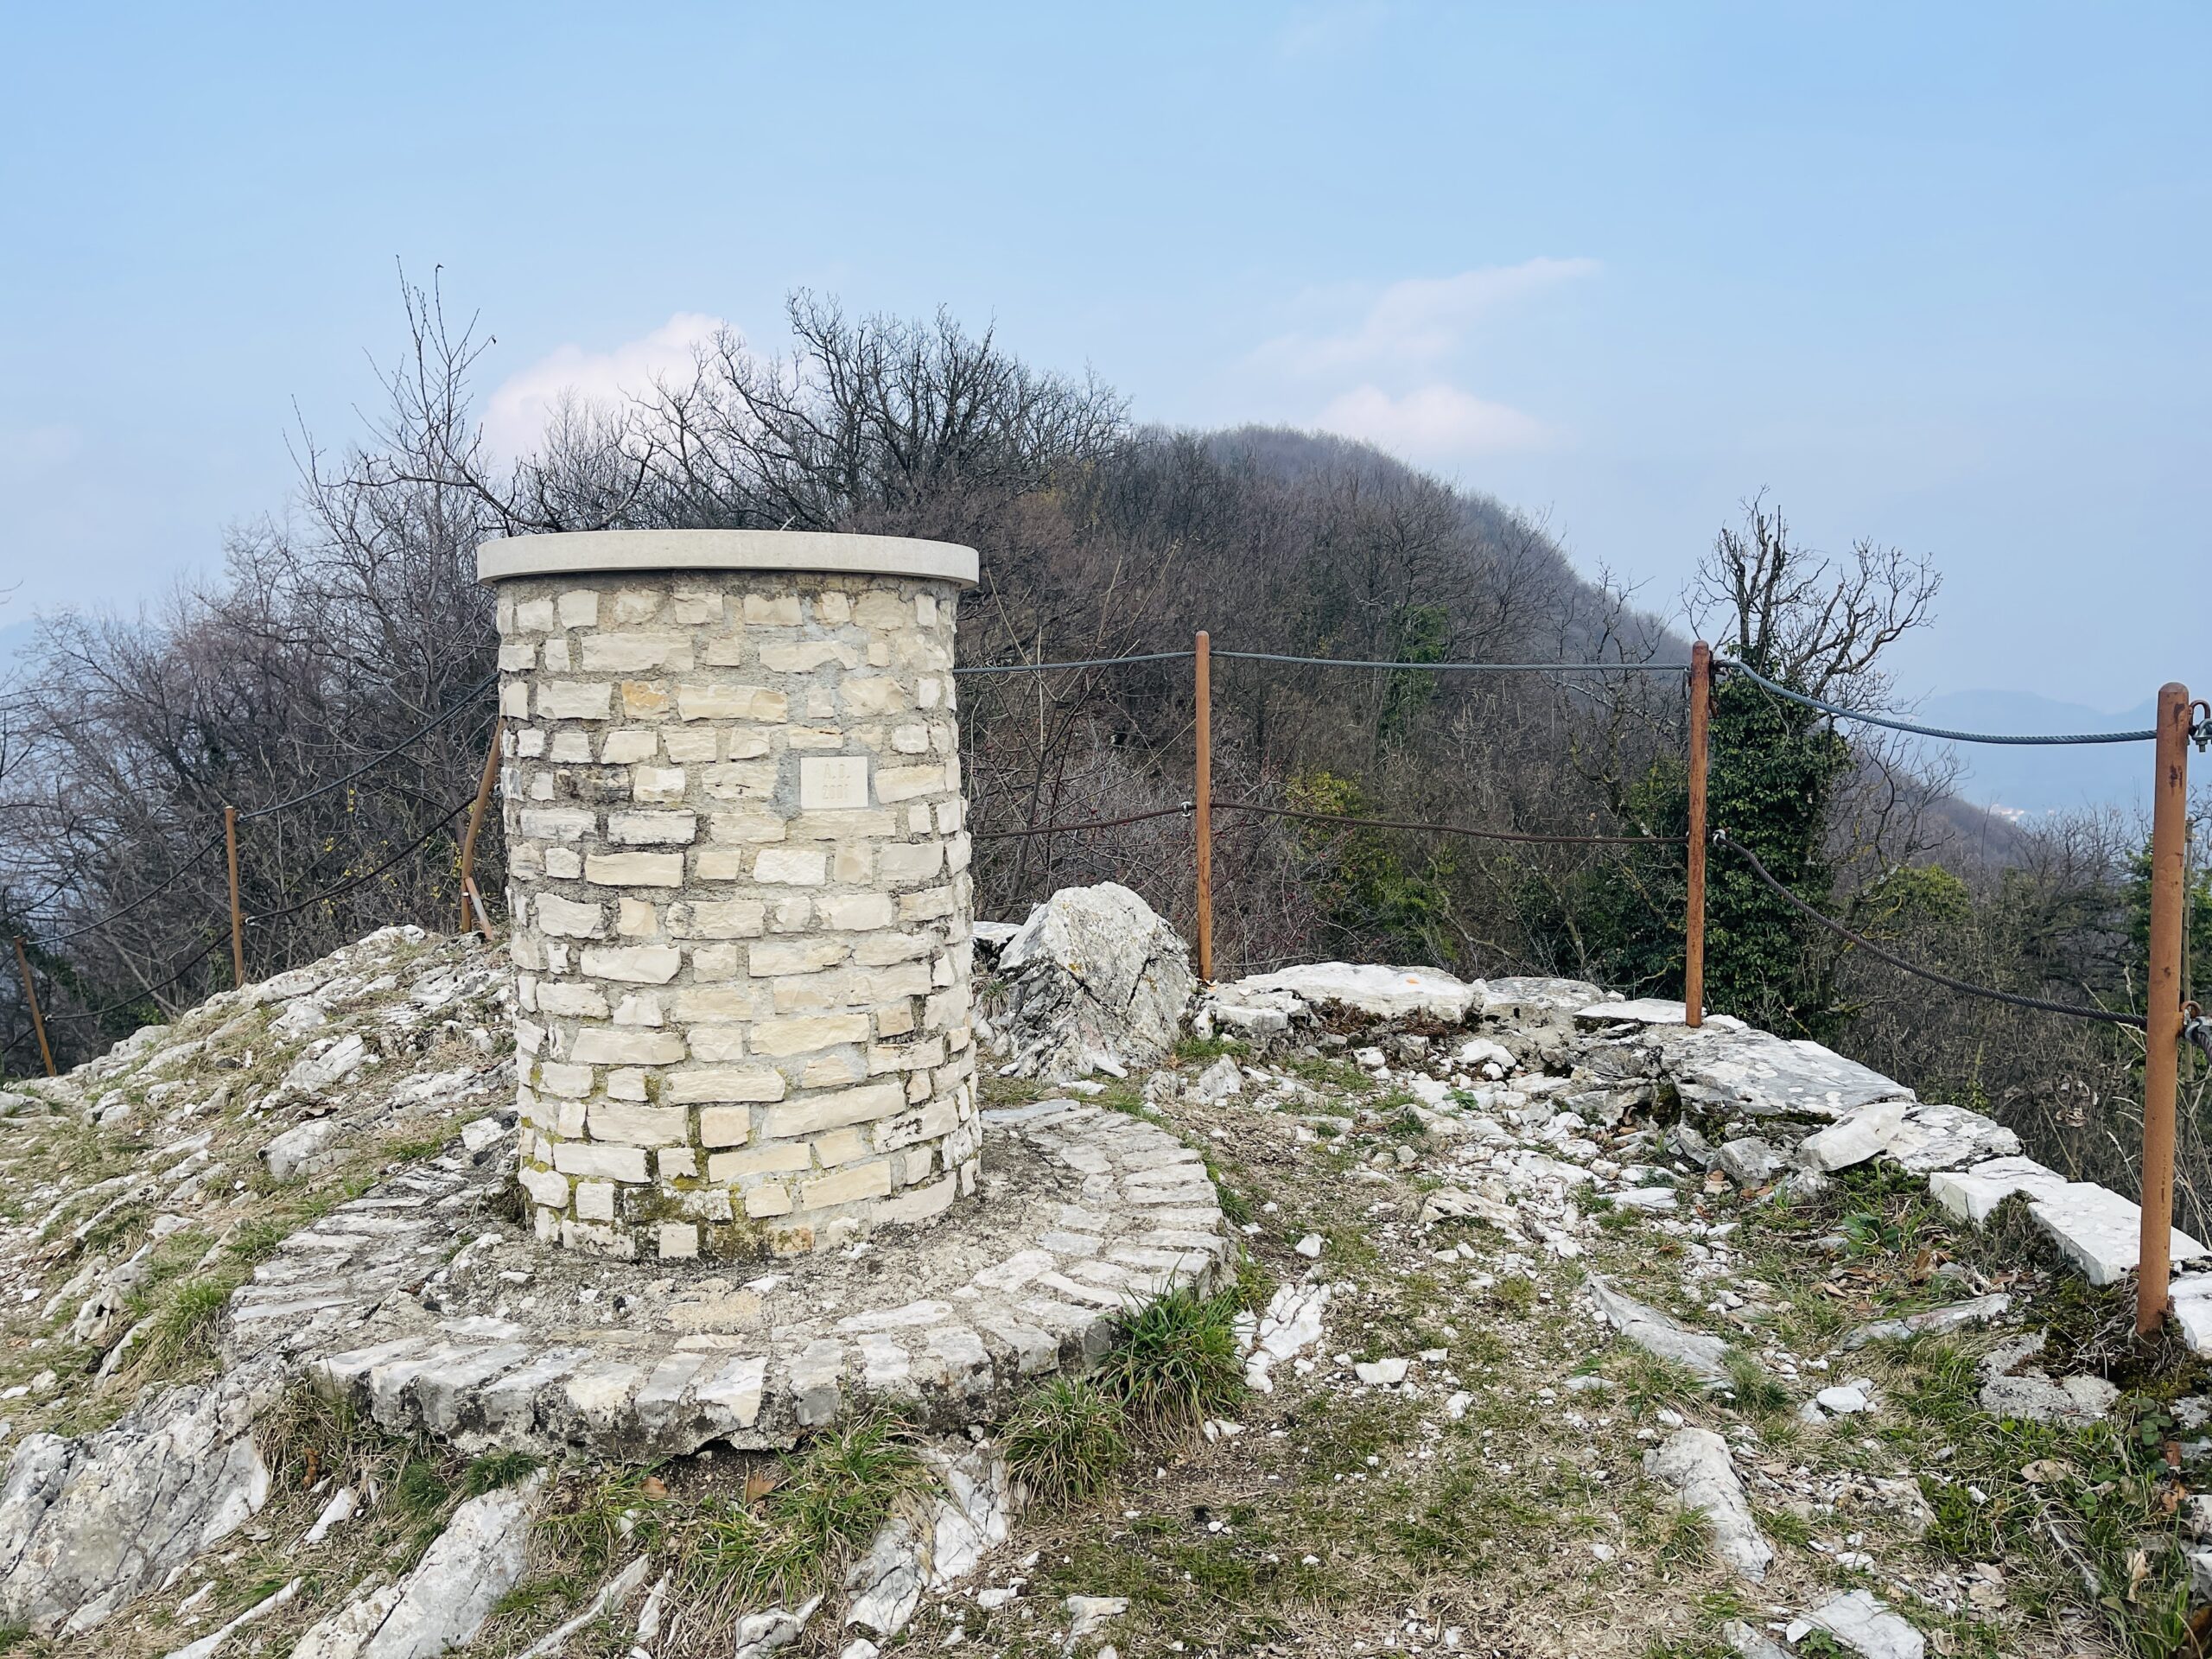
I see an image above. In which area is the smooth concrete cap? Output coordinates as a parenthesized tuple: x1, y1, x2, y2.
(477, 528, 979, 587)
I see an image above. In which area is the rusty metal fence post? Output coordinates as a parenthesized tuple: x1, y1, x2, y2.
(2138, 681, 2193, 1338)
(1194, 631, 1214, 982)
(457, 723, 502, 935)
(223, 805, 246, 988)
(10, 938, 57, 1078)
(1684, 643, 1712, 1027)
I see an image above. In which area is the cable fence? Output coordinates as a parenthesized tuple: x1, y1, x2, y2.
(7, 627, 2203, 1334)
(8, 683, 510, 1071)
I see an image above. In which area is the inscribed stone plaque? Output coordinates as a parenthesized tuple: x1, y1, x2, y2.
(799, 755, 870, 810)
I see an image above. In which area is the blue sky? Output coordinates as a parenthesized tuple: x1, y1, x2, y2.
(2, 1, 2205, 711)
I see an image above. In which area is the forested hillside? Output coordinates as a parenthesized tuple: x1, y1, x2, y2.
(2, 289, 2202, 1226)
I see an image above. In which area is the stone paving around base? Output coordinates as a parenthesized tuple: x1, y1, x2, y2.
(220, 1101, 1229, 1459)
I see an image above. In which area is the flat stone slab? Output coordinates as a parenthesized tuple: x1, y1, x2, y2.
(1661, 1027, 1913, 1122)
(1217, 963, 1481, 1025)
(1839, 1294, 2014, 1351)
(2032, 1181, 2209, 1288)
(2171, 1274, 2212, 1354)
(221, 1105, 1228, 1459)
(1478, 977, 1603, 1022)
(1931, 1156, 2209, 1287)
(1586, 1274, 1732, 1385)
(1929, 1155, 2072, 1225)
(1798, 1100, 2019, 1176)
(1573, 999, 1745, 1032)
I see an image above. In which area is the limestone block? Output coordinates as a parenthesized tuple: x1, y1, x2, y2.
(665, 1067, 788, 1104)
(538, 683, 613, 721)
(821, 893, 896, 931)
(569, 1028, 688, 1069)
(700, 1106, 753, 1147)
(579, 944, 683, 982)
(754, 849, 828, 886)
(608, 811, 698, 846)
(581, 632, 693, 672)
(760, 1080, 904, 1140)
(586, 853, 684, 887)
(587, 1101, 690, 1146)
(576, 1180, 616, 1221)
(690, 1027, 750, 1062)
(803, 1160, 893, 1211)
(752, 1014, 872, 1057)
(553, 1142, 651, 1183)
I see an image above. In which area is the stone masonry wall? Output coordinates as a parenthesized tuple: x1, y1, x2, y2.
(493, 569, 976, 1259)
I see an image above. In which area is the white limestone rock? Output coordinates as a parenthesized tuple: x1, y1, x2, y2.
(263, 1116, 349, 1182)
(162, 1578, 301, 1659)
(1238, 1283, 1330, 1391)
(1224, 963, 1480, 1025)
(1066, 1595, 1128, 1640)
(288, 1474, 543, 1659)
(1715, 1136, 1785, 1185)
(1788, 1589, 1925, 1659)
(2031, 1181, 2209, 1288)
(0, 1362, 282, 1636)
(1839, 1294, 2013, 1351)
(1928, 1155, 2071, 1225)
(1664, 1027, 1910, 1122)
(1479, 977, 1604, 1025)
(280, 1033, 369, 1098)
(1879, 1103, 2020, 1173)
(999, 884, 1194, 1081)
(1573, 999, 1745, 1031)
(731, 1595, 822, 1659)
(1723, 1619, 1791, 1659)
(1586, 1275, 1734, 1386)
(2171, 1274, 2212, 1355)
(1192, 1057, 1243, 1102)
(1641, 1427, 1771, 1580)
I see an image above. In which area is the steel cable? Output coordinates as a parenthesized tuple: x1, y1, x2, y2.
(971, 804, 1194, 841)
(953, 651, 1196, 676)
(244, 794, 480, 925)
(23, 830, 228, 947)
(1215, 652, 1689, 673)
(237, 674, 498, 819)
(1719, 659, 2157, 746)
(1211, 799, 1686, 847)
(54, 932, 230, 1026)
(1712, 830, 2147, 1027)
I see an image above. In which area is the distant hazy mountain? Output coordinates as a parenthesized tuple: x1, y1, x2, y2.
(1917, 690, 2158, 818)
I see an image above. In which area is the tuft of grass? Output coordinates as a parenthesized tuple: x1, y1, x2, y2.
(130, 1269, 243, 1380)
(1490, 1274, 1538, 1317)
(1004, 1376, 1131, 1504)
(1724, 1352, 1790, 1422)
(225, 1217, 291, 1265)
(1096, 1287, 1245, 1434)
(543, 1412, 928, 1647)
(461, 1449, 543, 1497)
(1173, 1035, 1250, 1065)
(487, 1574, 583, 1624)
(257, 1382, 422, 1500)
(378, 1129, 452, 1165)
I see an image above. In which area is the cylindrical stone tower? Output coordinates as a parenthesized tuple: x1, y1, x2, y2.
(479, 529, 980, 1261)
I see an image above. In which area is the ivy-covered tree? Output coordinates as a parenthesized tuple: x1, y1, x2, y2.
(1561, 497, 1940, 1038)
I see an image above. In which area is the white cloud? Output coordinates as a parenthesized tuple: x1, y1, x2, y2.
(1315, 383, 1557, 459)
(483, 312, 729, 456)
(1254, 257, 1599, 378)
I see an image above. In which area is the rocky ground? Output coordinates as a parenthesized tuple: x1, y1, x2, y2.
(0, 917, 2208, 1659)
